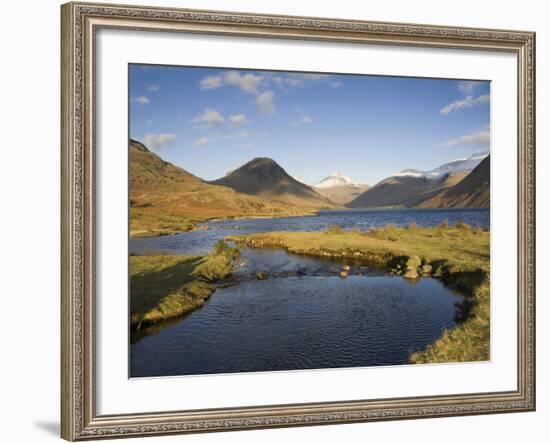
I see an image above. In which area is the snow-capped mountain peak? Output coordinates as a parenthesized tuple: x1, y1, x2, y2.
(314, 172, 367, 189)
(392, 169, 426, 178)
(392, 151, 489, 179)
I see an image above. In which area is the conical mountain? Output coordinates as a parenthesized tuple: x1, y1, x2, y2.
(211, 158, 335, 208)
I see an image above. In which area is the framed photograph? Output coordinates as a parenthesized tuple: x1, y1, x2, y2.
(61, 2, 536, 440)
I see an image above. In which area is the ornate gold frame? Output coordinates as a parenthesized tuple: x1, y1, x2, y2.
(61, 2, 536, 440)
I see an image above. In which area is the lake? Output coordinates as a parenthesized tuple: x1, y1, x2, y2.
(130, 208, 488, 377)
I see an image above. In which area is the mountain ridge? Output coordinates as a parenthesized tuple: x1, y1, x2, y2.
(414, 155, 490, 208)
(347, 152, 488, 209)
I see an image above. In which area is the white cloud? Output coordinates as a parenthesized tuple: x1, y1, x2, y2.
(224, 71, 263, 94)
(195, 137, 210, 146)
(269, 73, 338, 90)
(457, 81, 481, 94)
(295, 107, 312, 125)
(440, 94, 490, 115)
(144, 133, 176, 151)
(229, 113, 249, 125)
(196, 71, 338, 120)
(240, 143, 253, 149)
(199, 70, 341, 96)
(199, 71, 263, 94)
(191, 108, 225, 128)
(131, 96, 150, 105)
(302, 73, 329, 81)
(256, 90, 275, 115)
(286, 73, 329, 87)
(200, 75, 223, 90)
(443, 127, 490, 149)
(146, 84, 159, 92)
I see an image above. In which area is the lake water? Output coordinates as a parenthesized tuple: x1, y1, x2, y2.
(130, 208, 488, 377)
(130, 208, 489, 256)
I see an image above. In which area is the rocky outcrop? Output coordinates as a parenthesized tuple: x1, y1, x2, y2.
(388, 255, 446, 281)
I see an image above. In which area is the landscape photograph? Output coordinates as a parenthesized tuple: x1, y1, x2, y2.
(128, 64, 490, 378)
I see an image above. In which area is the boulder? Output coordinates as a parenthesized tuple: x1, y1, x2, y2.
(403, 268, 419, 279)
(342, 264, 351, 272)
(405, 255, 422, 269)
(421, 264, 432, 274)
(255, 271, 268, 280)
(339, 271, 349, 278)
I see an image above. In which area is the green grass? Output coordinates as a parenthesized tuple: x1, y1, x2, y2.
(410, 281, 489, 363)
(130, 241, 239, 327)
(228, 223, 490, 364)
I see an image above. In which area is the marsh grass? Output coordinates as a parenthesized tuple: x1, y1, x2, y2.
(326, 224, 345, 235)
(230, 223, 490, 364)
(130, 241, 240, 327)
(410, 281, 489, 363)
(367, 224, 399, 241)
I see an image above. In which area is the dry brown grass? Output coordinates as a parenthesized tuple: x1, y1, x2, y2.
(129, 140, 318, 237)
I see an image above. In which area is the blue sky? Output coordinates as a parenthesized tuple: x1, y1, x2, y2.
(129, 64, 490, 185)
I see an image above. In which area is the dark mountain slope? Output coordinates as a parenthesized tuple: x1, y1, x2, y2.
(415, 155, 490, 208)
(347, 172, 466, 208)
(212, 157, 335, 208)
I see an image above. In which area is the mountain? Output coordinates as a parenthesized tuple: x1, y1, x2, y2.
(389, 151, 488, 180)
(130, 140, 311, 236)
(211, 158, 335, 208)
(130, 138, 199, 186)
(346, 172, 466, 208)
(314, 172, 367, 189)
(292, 176, 310, 186)
(425, 151, 489, 178)
(414, 155, 490, 208)
(347, 152, 487, 209)
(312, 173, 370, 205)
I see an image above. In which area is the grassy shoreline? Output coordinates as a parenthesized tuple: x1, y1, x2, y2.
(228, 223, 490, 364)
(130, 241, 240, 328)
(130, 209, 319, 238)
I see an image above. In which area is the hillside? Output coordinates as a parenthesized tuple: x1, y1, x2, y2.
(315, 185, 370, 205)
(130, 140, 314, 236)
(211, 157, 335, 208)
(347, 172, 466, 208)
(347, 152, 488, 209)
(415, 156, 490, 208)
